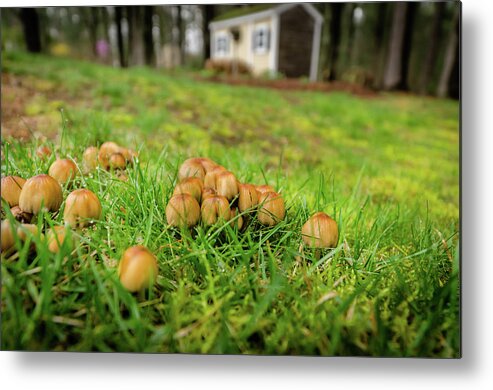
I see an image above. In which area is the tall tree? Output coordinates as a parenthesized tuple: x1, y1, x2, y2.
(345, 4, 357, 67)
(88, 7, 100, 57)
(176, 5, 184, 66)
(327, 3, 344, 81)
(396, 2, 417, 91)
(114, 6, 127, 67)
(202, 5, 215, 61)
(143, 6, 155, 66)
(101, 6, 111, 43)
(19, 8, 42, 53)
(373, 3, 390, 88)
(418, 2, 446, 94)
(383, 3, 409, 90)
(127, 6, 145, 66)
(437, 6, 460, 98)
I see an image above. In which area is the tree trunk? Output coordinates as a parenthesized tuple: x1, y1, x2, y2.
(89, 7, 99, 58)
(202, 5, 215, 61)
(383, 3, 408, 90)
(346, 4, 356, 67)
(143, 6, 155, 66)
(437, 6, 460, 98)
(396, 2, 417, 91)
(101, 6, 111, 43)
(128, 6, 145, 66)
(418, 2, 445, 94)
(177, 5, 184, 66)
(158, 6, 169, 46)
(327, 3, 344, 81)
(38, 8, 51, 52)
(114, 6, 127, 67)
(373, 3, 389, 89)
(19, 8, 42, 53)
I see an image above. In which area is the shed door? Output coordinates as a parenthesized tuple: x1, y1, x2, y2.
(278, 5, 315, 78)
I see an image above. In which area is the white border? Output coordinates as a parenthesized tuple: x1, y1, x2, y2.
(3, 2, 493, 390)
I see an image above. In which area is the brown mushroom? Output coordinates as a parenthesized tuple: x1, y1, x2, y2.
(118, 245, 158, 292)
(165, 193, 201, 227)
(1, 175, 26, 207)
(48, 159, 78, 184)
(63, 189, 102, 228)
(257, 191, 286, 226)
(301, 212, 339, 248)
(19, 174, 63, 214)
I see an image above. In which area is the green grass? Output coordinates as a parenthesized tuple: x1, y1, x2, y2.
(1, 51, 459, 356)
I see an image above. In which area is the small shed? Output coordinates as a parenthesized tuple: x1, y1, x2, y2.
(209, 3, 324, 81)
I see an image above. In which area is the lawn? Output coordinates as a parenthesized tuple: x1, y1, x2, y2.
(1, 51, 460, 356)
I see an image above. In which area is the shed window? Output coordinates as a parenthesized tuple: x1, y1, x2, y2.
(252, 24, 270, 54)
(215, 34, 230, 56)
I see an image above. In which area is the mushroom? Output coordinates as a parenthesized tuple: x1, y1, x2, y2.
(256, 184, 276, 196)
(1, 220, 15, 253)
(10, 205, 33, 223)
(98, 141, 120, 170)
(108, 152, 127, 170)
(196, 157, 219, 173)
(238, 183, 259, 212)
(63, 189, 102, 228)
(165, 193, 201, 227)
(48, 159, 78, 184)
(178, 158, 206, 181)
(118, 246, 158, 293)
(200, 195, 230, 226)
(201, 187, 217, 202)
(19, 174, 63, 214)
(1, 175, 26, 207)
(16, 223, 39, 242)
(301, 212, 339, 248)
(118, 147, 138, 166)
(46, 225, 72, 253)
(215, 171, 239, 201)
(83, 146, 99, 172)
(173, 177, 203, 203)
(36, 145, 52, 160)
(257, 191, 286, 226)
(1, 220, 39, 253)
(229, 207, 244, 230)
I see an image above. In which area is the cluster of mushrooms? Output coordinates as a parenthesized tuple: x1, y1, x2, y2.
(166, 157, 287, 231)
(0, 141, 145, 289)
(1, 147, 339, 295)
(166, 157, 339, 249)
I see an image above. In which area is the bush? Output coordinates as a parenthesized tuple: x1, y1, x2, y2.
(204, 58, 252, 76)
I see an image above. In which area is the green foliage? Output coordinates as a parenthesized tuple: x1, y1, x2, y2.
(1, 52, 459, 356)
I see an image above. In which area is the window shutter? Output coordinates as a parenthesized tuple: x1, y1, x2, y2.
(252, 30, 257, 50)
(266, 29, 270, 50)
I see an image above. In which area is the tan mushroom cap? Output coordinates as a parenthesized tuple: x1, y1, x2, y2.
(201, 195, 230, 226)
(63, 189, 102, 228)
(118, 246, 158, 292)
(257, 191, 286, 226)
(1, 175, 27, 207)
(19, 174, 63, 214)
(165, 193, 201, 227)
(301, 212, 339, 248)
(48, 159, 78, 184)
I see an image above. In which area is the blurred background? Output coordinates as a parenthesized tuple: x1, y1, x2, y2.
(1, 2, 459, 98)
